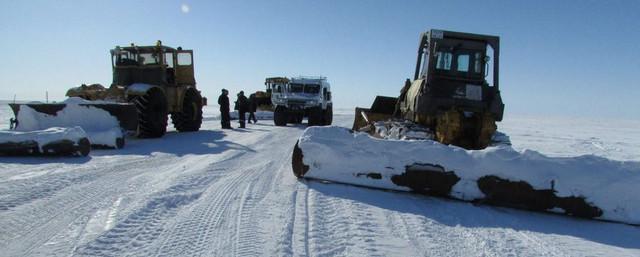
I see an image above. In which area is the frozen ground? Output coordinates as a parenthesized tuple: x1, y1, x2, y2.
(0, 103, 639, 256)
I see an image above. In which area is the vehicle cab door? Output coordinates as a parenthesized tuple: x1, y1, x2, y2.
(175, 50, 196, 86)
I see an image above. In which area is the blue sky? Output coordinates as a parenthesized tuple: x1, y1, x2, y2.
(1, 0, 638, 119)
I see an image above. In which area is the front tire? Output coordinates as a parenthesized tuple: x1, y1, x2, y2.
(134, 88, 168, 138)
(171, 89, 203, 132)
(274, 106, 288, 126)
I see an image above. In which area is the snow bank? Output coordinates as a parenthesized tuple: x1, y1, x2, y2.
(13, 98, 126, 148)
(0, 127, 90, 156)
(294, 126, 640, 225)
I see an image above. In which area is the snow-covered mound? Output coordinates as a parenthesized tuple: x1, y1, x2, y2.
(294, 126, 640, 225)
(13, 97, 125, 148)
(0, 127, 90, 156)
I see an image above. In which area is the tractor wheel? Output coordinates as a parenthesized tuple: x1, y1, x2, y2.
(134, 88, 168, 138)
(171, 89, 203, 132)
(307, 107, 323, 126)
(274, 107, 288, 126)
(323, 106, 333, 125)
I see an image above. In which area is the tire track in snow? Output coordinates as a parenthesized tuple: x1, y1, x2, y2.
(0, 156, 180, 256)
(231, 144, 295, 257)
(74, 168, 223, 256)
(153, 161, 264, 256)
(290, 182, 311, 257)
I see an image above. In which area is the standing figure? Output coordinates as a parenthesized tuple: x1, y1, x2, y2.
(248, 93, 258, 123)
(235, 91, 249, 128)
(218, 89, 232, 129)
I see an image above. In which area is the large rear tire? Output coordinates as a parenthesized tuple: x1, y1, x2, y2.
(134, 88, 168, 138)
(323, 105, 333, 125)
(274, 106, 288, 126)
(307, 107, 323, 126)
(171, 89, 203, 132)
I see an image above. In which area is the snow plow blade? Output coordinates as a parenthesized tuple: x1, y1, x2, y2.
(9, 103, 138, 131)
(292, 126, 640, 225)
(0, 127, 90, 157)
(352, 96, 397, 131)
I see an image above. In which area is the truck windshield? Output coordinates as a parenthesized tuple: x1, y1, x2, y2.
(304, 84, 320, 94)
(290, 84, 303, 93)
(138, 52, 160, 65)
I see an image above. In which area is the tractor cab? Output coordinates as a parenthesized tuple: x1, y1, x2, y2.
(110, 41, 195, 87)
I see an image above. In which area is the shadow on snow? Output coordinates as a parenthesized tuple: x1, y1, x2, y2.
(301, 179, 640, 250)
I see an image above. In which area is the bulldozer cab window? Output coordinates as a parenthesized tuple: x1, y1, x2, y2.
(435, 52, 452, 70)
(436, 50, 485, 77)
(177, 52, 192, 66)
(456, 55, 470, 72)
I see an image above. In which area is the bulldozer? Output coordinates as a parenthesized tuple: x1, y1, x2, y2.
(354, 29, 504, 149)
(9, 41, 204, 138)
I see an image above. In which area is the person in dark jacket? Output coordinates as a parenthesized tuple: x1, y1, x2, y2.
(248, 93, 258, 123)
(235, 91, 249, 128)
(218, 89, 232, 129)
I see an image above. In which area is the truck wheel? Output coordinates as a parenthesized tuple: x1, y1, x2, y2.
(171, 89, 203, 132)
(323, 106, 333, 125)
(134, 88, 168, 138)
(308, 107, 323, 126)
(274, 107, 288, 126)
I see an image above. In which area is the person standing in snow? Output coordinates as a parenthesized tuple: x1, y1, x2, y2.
(248, 93, 258, 124)
(235, 91, 249, 128)
(218, 89, 232, 129)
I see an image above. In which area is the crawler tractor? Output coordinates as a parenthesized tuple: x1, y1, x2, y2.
(354, 29, 504, 149)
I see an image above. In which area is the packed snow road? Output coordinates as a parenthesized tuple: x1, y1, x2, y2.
(1, 105, 639, 256)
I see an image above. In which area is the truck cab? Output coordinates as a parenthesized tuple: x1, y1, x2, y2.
(270, 76, 333, 126)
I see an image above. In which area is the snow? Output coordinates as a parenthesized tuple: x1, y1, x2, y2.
(0, 104, 639, 256)
(297, 126, 640, 224)
(11, 98, 125, 148)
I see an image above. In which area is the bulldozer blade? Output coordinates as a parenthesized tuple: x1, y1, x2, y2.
(9, 103, 138, 131)
(352, 96, 398, 131)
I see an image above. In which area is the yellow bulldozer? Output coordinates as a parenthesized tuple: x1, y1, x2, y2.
(354, 29, 504, 149)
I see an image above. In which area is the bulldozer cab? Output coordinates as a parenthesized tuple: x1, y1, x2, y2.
(111, 42, 195, 87)
(413, 30, 500, 108)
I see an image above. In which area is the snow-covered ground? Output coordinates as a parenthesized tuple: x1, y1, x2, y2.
(1, 103, 639, 256)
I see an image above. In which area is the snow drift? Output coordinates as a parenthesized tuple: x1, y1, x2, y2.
(0, 127, 90, 156)
(293, 126, 640, 225)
